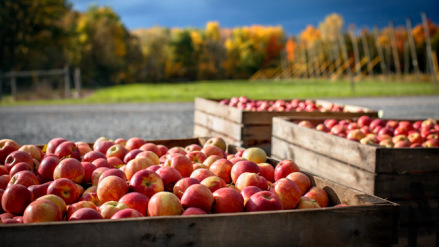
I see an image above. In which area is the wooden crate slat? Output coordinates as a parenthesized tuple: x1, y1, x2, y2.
(194, 97, 243, 123)
(194, 110, 243, 140)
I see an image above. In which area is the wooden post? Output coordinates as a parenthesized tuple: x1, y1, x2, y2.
(406, 18, 420, 80)
(319, 40, 328, 78)
(361, 31, 374, 76)
(10, 71, 16, 101)
(302, 43, 309, 79)
(349, 29, 361, 78)
(64, 65, 70, 98)
(389, 21, 402, 81)
(339, 34, 355, 91)
(306, 44, 315, 78)
(74, 67, 82, 98)
(422, 12, 438, 83)
(404, 41, 410, 79)
(374, 26, 387, 78)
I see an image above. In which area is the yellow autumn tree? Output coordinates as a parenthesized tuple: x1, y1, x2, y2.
(319, 13, 344, 41)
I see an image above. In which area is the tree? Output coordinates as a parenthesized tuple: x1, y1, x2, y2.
(319, 13, 344, 42)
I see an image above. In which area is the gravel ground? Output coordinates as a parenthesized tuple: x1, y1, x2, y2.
(1, 95, 438, 145)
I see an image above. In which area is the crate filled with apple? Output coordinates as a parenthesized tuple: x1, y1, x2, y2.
(193, 96, 380, 154)
(271, 116, 439, 246)
(0, 136, 398, 246)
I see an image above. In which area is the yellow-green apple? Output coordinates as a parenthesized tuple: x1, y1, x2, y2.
(136, 150, 160, 165)
(0, 139, 20, 164)
(235, 172, 264, 191)
(257, 162, 275, 183)
(125, 137, 146, 151)
(75, 141, 92, 158)
(69, 207, 103, 221)
(1, 184, 33, 214)
(186, 151, 207, 164)
(0, 174, 10, 190)
(286, 172, 310, 196)
(66, 200, 97, 219)
(91, 167, 109, 186)
(157, 145, 168, 157)
(173, 177, 200, 199)
(8, 170, 39, 188)
(97, 175, 129, 203)
(212, 187, 244, 213)
(81, 161, 97, 185)
(28, 181, 51, 199)
(124, 157, 154, 181)
(200, 176, 227, 193)
(93, 140, 115, 155)
(139, 143, 161, 157)
(54, 141, 81, 160)
(92, 158, 111, 168)
(240, 186, 262, 206)
(98, 168, 127, 184)
(53, 158, 84, 184)
(106, 144, 128, 161)
(46, 137, 68, 154)
(231, 160, 260, 184)
(164, 154, 193, 178)
(242, 147, 267, 164)
(147, 191, 182, 216)
(82, 150, 107, 163)
(190, 168, 215, 183)
(181, 184, 214, 213)
(360, 135, 378, 145)
(5, 150, 34, 173)
(392, 134, 409, 144)
(38, 155, 60, 182)
(269, 178, 301, 209)
(357, 115, 372, 128)
(423, 139, 439, 148)
(107, 157, 124, 168)
(39, 194, 67, 217)
(155, 166, 183, 192)
(118, 192, 150, 217)
(274, 159, 300, 181)
(184, 144, 203, 153)
(304, 186, 329, 207)
(379, 139, 394, 148)
(23, 198, 62, 223)
(296, 196, 321, 209)
(111, 208, 143, 219)
(9, 162, 33, 177)
(245, 191, 283, 212)
(182, 207, 207, 215)
(98, 201, 129, 219)
(129, 169, 164, 198)
(47, 178, 80, 205)
(202, 145, 226, 158)
(203, 137, 227, 151)
(18, 145, 43, 162)
(202, 155, 222, 168)
(209, 158, 233, 184)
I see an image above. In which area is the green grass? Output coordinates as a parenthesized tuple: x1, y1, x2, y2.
(1, 79, 439, 106)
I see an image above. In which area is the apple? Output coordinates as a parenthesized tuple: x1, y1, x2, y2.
(240, 186, 262, 206)
(394, 140, 411, 148)
(92, 158, 111, 168)
(146, 165, 161, 173)
(186, 150, 207, 164)
(324, 119, 338, 129)
(39, 194, 67, 216)
(285, 171, 310, 196)
(8, 170, 39, 188)
(139, 143, 161, 157)
(94, 140, 115, 155)
(157, 145, 168, 157)
(98, 168, 127, 184)
(147, 191, 182, 216)
(111, 208, 143, 219)
(230, 160, 260, 184)
(28, 181, 51, 199)
(245, 191, 283, 212)
(4, 150, 34, 173)
(125, 137, 146, 151)
(379, 139, 394, 148)
(97, 175, 129, 203)
(79, 192, 102, 207)
(316, 123, 330, 133)
(136, 150, 160, 165)
(46, 137, 68, 154)
(0, 165, 7, 176)
(66, 200, 98, 219)
(242, 147, 267, 164)
(270, 178, 301, 210)
(304, 186, 329, 207)
(91, 167, 110, 186)
(47, 178, 80, 205)
(53, 157, 85, 184)
(393, 126, 409, 137)
(235, 172, 265, 191)
(75, 141, 93, 158)
(106, 144, 128, 161)
(83, 150, 107, 163)
(181, 184, 214, 213)
(0, 174, 10, 190)
(330, 124, 346, 135)
(202, 145, 226, 159)
(119, 192, 150, 217)
(167, 146, 186, 155)
(209, 158, 233, 184)
(69, 208, 103, 221)
(54, 141, 81, 160)
(202, 155, 222, 168)
(193, 163, 208, 170)
(360, 135, 378, 145)
(23, 198, 62, 223)
(98, 201, 129, 219)
(129, 169, 164, 198)
(19, 144, 43, 162)
(124, 157, 155, 181)
(155, 166, 182, 192)
(164, 154, 193, 178)
(298, 120, 314, 129)
(346, 129, 366, 141)
(190, 168, 215, 182)
(107, 157, 124, 168)
(370, 119, 386, 131)
(172, 177, 200, 199)
(296, 196, 321, 209)
(37, 155, 60, 182)
(203, 137, 227, 151)
(274, 159, 300, 181)
(81, 161, 97, 185)
(0, 139, 20, 164)
(182, 207, 207, 215)
(423, 139, 439, 148)
(123, 149, 143, 164)
(1, 184, 33, 214)
(9, 162, 33, 177)
(184, 144, 203, 153)
(357, 115, 372, 128)
(200, 176, 227, 193)
(212, 187, 244, 213)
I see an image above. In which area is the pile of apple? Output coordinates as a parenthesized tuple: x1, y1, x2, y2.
(296, 116, 439, 148)
(0, 137, 346, 224)
(219, 96, 362, 112)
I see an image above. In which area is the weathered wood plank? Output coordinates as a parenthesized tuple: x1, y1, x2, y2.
(194, 97, 243, 123)
(194, 110, 243, 140)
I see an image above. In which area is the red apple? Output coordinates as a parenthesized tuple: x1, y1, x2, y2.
(66, 200, 98, 219)
(157, 145, 168, 157)
(124, 157, 154, 181)
(297, 196, 321, 209)
(298, 120, 314, 129)
(9, 162, 33, 177)
(94, 140, 115, 155)
(81, 161, 97, 185)
(324, 119, 338, 129)
(97, 175, 129, 203)
(202, 155, 222, 168)
(235, 172, 264, 191)
(91, 167, 109, 186)
(46, 137, 68, 154)
(230, 160, 260, 184)
(28, 181, 52, 199)
(182, 207, 207, 215)
(53, 157, 85, 184)
(200, 176, 227, 193)
(167, 146, 186, 155)
(316, 124, 330, 133)
(181, 184, 214, 213)
(92, 158, 111, 168)
(106, 144, 128, 161)
(98, 201, 129, 219)
(54, 141, 81, 160)
(274, 159, 300, 181)
(18, 144, 43, 162)
(155, 166, 182, 192)
(82, 150, 107, 163)
(0, 174, 10, 190)
(304, 186, 329, 207)
(107, 157, 124, 169)
(286, 172, 311, 196)
(75, 141, 92, 158)
(270, 178, 301, 209)
(69, 207, 103, 221)
(123, 149, 143, 164)
(47, 178, 81, 205)
(240, 186, 262, 206)
(0, 139, 20, 164)
(98, 168, 127, 184)
(186, 150, 207, 164)
(8, 170, 39, 188)
(212, 187, 244, 213)
(245, 191, 283, 212)
(4, 150, 34, 173)
(111, 208, 143, 219)
(190, 168, 215, 182)
(23, 198, 62, 223)
(209, 158, 233, 184)
(37, 155, 60, 182)
(139, 143, 161, 157)
(119, 192, 150, 217)
(202, 145, 226, 159)
(147, 191, 182, 216)
(346, 129, 366, 141)
(172, 177, 200, 199)
(129, 169, 164, 198)
(164, 154, 193, 178)
(184, 144, 203, 153)
(1, 184, 33, 214)
(79, 192, 102, 207)
(423, 139, 439, 148)
(136, 151, 160, 165)
(357, 115, 372, 128)
(125, 137, 146, 151)
(39, 194, 67, 216)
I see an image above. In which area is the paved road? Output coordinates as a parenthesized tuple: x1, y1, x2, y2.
(1, 95, 438, 145)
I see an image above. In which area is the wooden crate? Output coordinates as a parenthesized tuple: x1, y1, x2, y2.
(0, 137, 399, 247)
(271, 117, 439, 246)
(193, 97, 380, 154)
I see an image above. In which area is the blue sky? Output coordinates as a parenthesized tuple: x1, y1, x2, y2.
(69, 0, 439, 36)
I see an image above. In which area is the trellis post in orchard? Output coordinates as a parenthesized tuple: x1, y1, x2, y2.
(374, 26, 387, 80)
(405, 18, 420, 80)
(349, 27, 361, 79)
(361, 30, 374, 77)
(339, 34, 355, 92)
(422, 12, 438, 83)
(389, 21, 402, 81)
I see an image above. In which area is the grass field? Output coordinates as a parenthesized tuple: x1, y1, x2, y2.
(1, 79, 439, 106)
